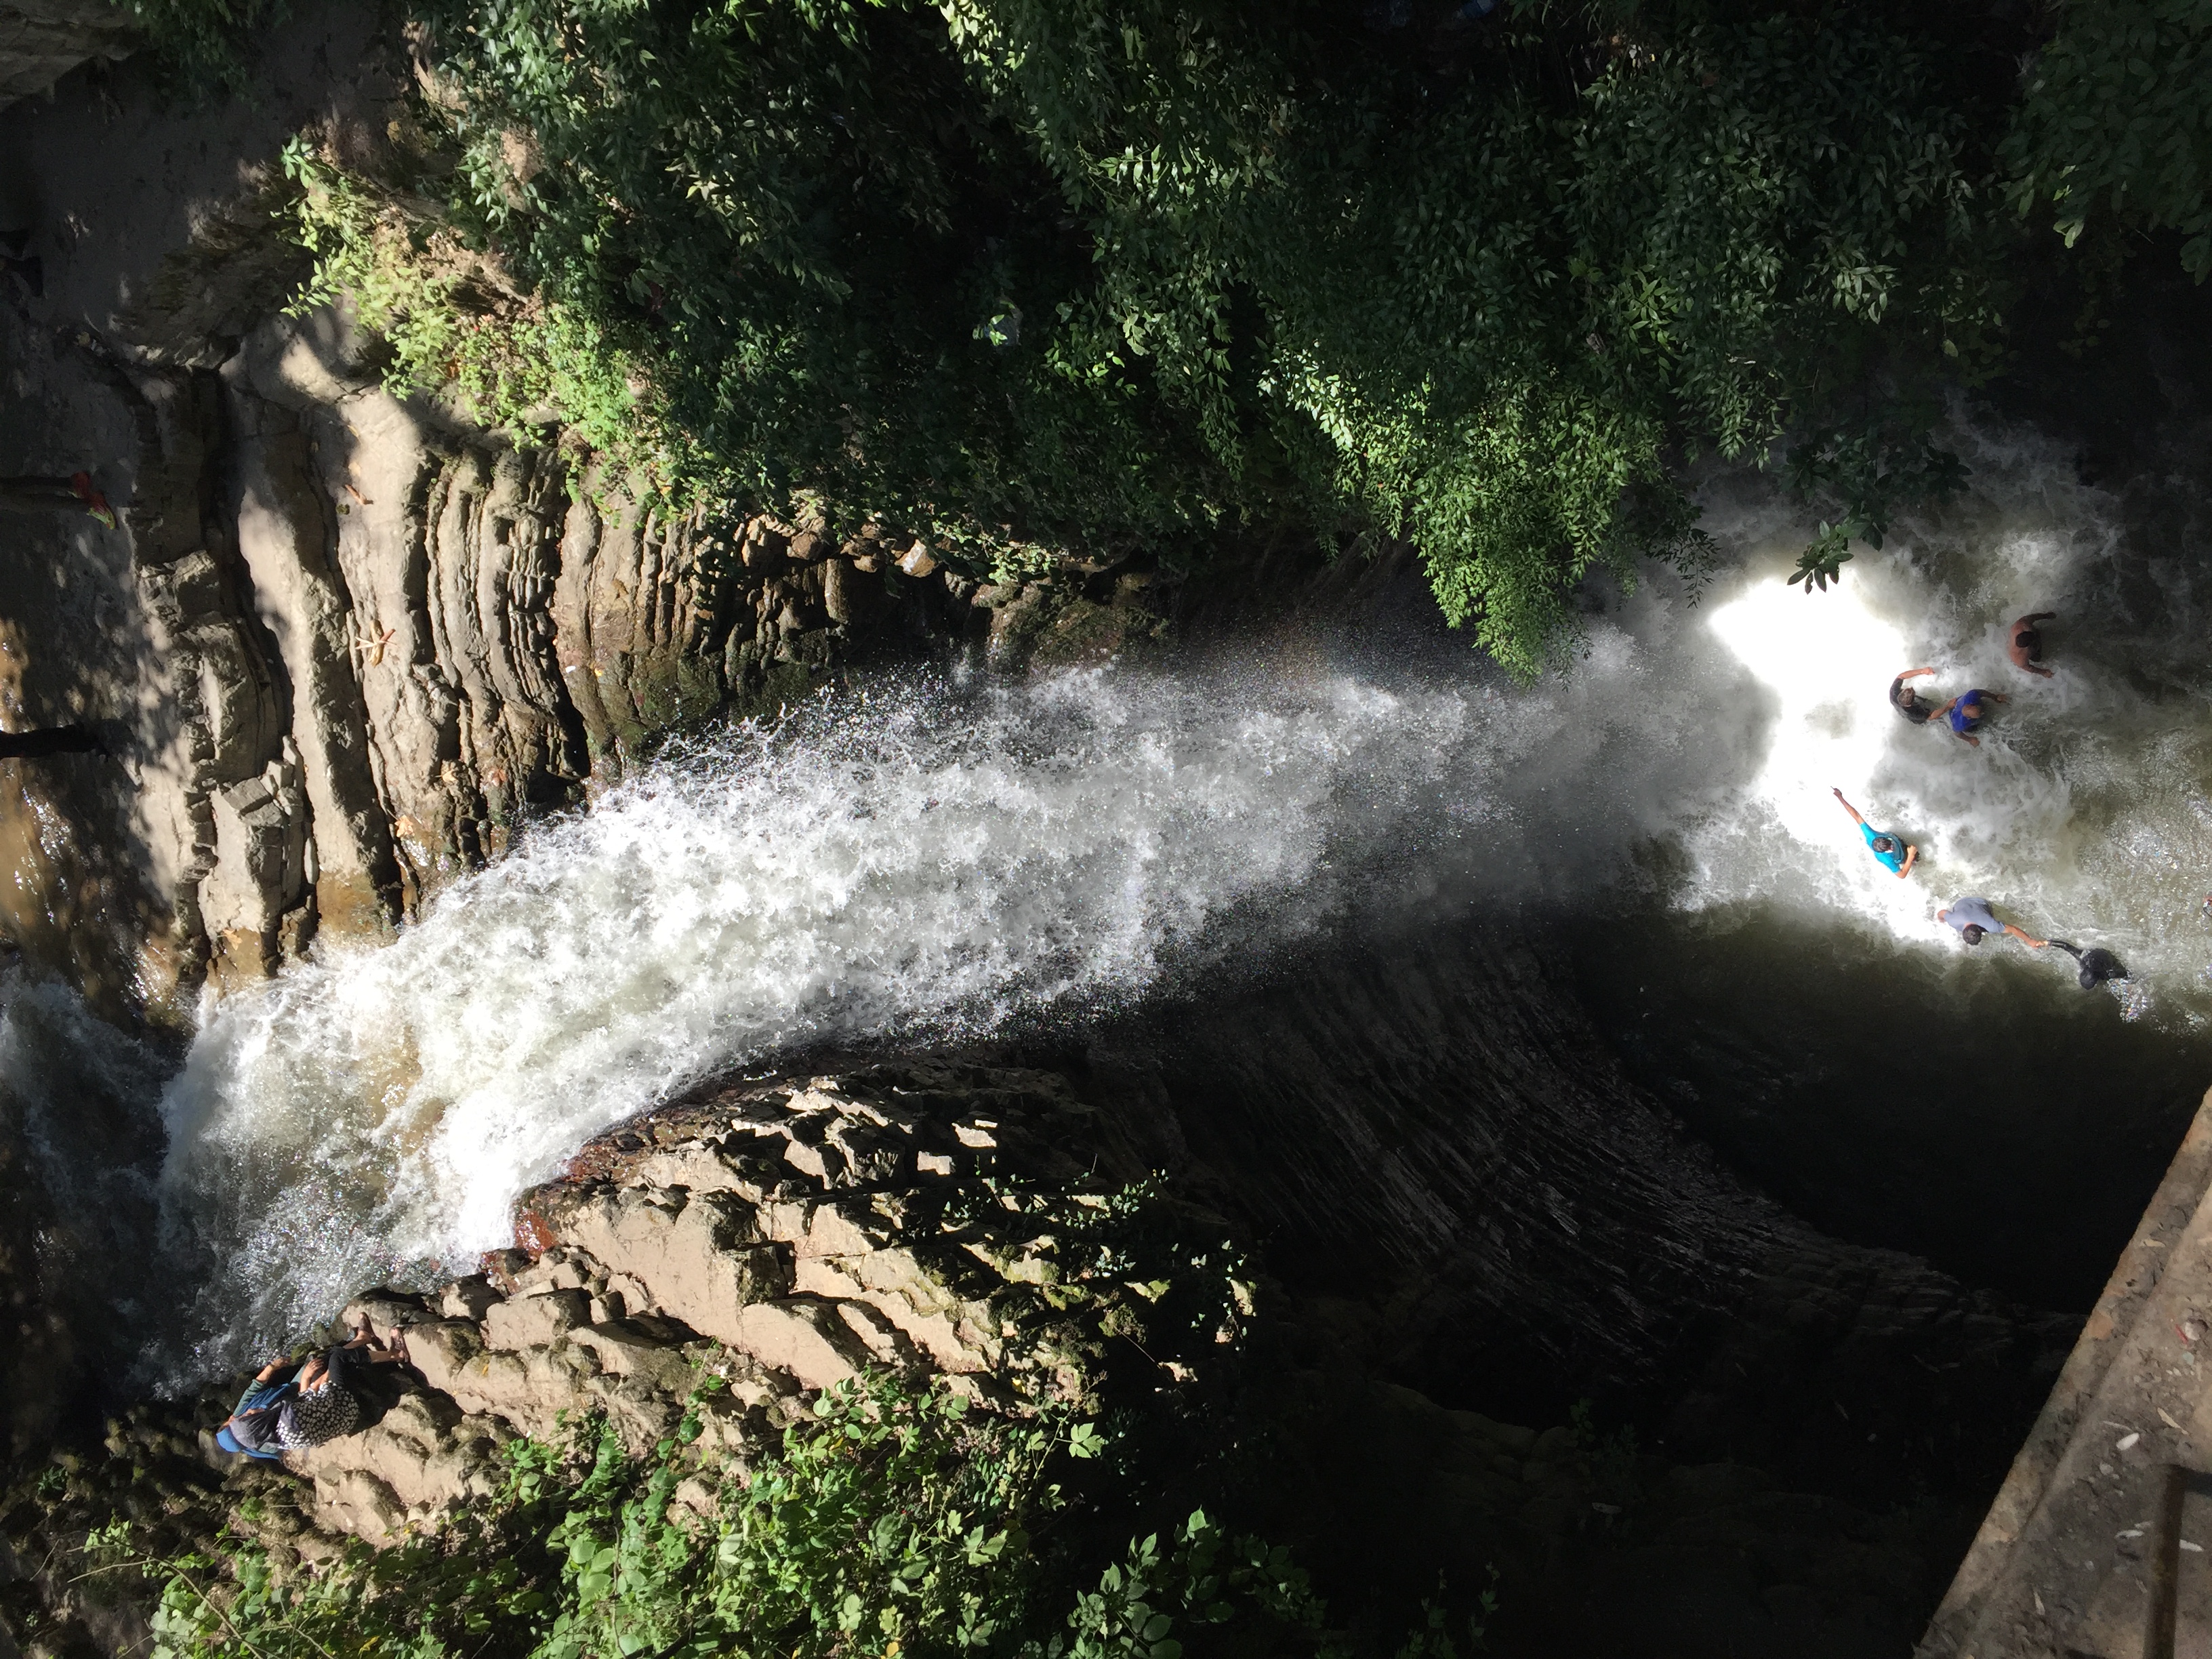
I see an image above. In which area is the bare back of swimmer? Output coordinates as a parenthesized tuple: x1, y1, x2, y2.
(2009, 612, 2056, 678)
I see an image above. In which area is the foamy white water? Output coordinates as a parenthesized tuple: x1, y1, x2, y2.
(154, 668, 1496, 1365)
(1638, 417, 2212, 1017)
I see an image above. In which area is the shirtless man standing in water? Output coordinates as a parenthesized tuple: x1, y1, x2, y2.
(2008, 611, 2057, 678)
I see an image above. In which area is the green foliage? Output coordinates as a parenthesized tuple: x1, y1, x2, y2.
(1033, 1507, 1339, 1659)
(525, 1376, 1059, 1659)
(411, 0, 1233, 562)
(1564, 1399, 1641, 1517)
(1781, 427, 1971, 592)
(122, 0, 286, 96)
(1391, 1580, 1498, 1659)
(2003, 0, 2212, 277)
(275, 0, 2212, 661)
(951, 1, 1993, 663)
(123, 1368, 1387, 1659)
(281, 138, 682, 488)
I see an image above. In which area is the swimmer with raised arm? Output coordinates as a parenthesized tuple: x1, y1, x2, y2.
(1832, 789, 1917, 879)
(1889, 666, 1939, 724)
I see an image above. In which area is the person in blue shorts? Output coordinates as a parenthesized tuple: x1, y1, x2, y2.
(1831, 788, 1917, 878)
(1936, 688, 2007, 748)
(1938, 896, 2047, 950)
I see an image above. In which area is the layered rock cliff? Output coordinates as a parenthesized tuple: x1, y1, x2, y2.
(0, 15, 1169, 1015)
(0, 1057, 2040, 1659)
(268, 1063, 1214, 1544)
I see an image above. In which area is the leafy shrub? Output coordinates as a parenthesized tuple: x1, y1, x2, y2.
(951, 2, 1994, 666)
(281, 138, 688, 489)
(122, 0, 287, 96)
(122, 1368, 1412, 1659)
(2003, 0, 2212, 277)
(277, 0, 2212, 665)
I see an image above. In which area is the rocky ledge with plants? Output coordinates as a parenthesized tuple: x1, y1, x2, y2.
(0, 1062, 1315, 1658)
(1, 1052, 2013, 1659)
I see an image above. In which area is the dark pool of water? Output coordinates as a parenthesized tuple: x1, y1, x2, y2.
(1570, 900, 2212, 1313)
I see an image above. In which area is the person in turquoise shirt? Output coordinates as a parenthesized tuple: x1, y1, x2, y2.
(1831, 788, 1918, 878)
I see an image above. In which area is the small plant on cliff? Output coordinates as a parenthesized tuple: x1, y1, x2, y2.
(534, 1374, 1067, 1659)
(123, 0, 288, 98)
(279, 138, 695, 495)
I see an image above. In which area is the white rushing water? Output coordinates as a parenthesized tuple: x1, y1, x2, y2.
(1593, 417, 2212, 1009)
(25, 409, 2203, 1376)
(152, 670, 1518, 1367)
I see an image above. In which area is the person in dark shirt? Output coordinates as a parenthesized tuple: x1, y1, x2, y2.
(215, 1324, 411, 1460)
(2008, 612, 2057, 678)
(2049, 939, 2128, 990)
(1889, 665, 1939, 723)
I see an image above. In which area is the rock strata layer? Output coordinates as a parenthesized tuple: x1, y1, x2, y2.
(0, 1057, 2041, 1659)
(244, 1063, 1214, 1547)
(0, 0, 132, 109)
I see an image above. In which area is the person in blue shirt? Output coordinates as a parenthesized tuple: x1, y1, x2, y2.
(1936, 688, 2007, 748)
(1831, 788, 1918, 878)
(1938, 895, 2047, 950)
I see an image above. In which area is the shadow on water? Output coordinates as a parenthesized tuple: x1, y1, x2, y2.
(1570, 900, 2212, 1312)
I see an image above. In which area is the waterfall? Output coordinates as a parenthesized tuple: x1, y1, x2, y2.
(0, 411, 2201, 1382)
(150, 670, 1503, 1374)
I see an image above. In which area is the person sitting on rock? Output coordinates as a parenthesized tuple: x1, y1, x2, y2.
(279, 1324, 410, 1452)
(1889, 665, 1940, 724)
(1831, 788, 1918, 878)
(2008, 611, 2057, 678)
(2049, 938, 2129, 990)
(0, 472, 114, 528)
(215, 1357, 301, 1461)
(1938, 896, 2047, 951)
(217, 1324, 409, 1460)
(1936, 687, 2006, 747)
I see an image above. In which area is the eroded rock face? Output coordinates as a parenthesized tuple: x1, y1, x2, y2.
(273, 1063, 1216, 1544)
(0, 16, 1175, 1017)
(3, 300, 1168, 1004)
(0, 0, 134, 110)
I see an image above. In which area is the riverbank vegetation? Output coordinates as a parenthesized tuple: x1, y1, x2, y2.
(81, 1370, 1479, 1659)
(193, 1, 2196, 672)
